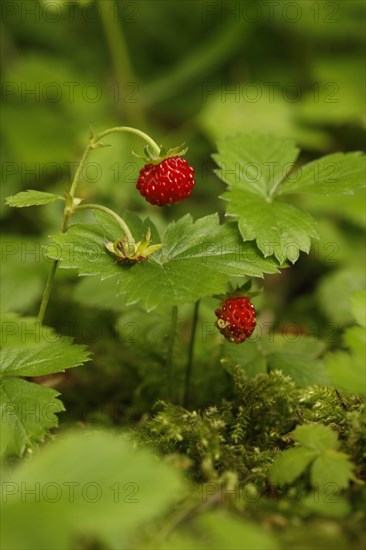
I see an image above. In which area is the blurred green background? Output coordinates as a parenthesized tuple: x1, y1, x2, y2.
(1, 0, 364, 222)
(1, 0, 365, 411)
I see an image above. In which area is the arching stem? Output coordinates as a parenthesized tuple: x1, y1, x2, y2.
(93, 126, 160, 157)
(76, 203, 135, 244)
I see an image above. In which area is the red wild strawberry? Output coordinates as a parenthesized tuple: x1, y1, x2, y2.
(137, 156, 195, 206)
(215, 297, 256, 344)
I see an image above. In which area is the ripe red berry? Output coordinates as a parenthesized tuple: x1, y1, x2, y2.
(215, 297, 256, 344)
(136, 156, 195, 206)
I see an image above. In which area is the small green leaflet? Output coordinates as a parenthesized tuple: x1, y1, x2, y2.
(269, 447, 318, 485)
(48, 213, 279, 310)
(214, 134, 365, 263)
(279, 152, 366, 196)
(222, 191, 318, 263)
(5, 190, 62, 207)
(214, 134, 300, 197)
(293, 423, 339, 451)
(311, 451, 356, 490)
(270, 423, 356, 491)
(0, 315, 90, 457)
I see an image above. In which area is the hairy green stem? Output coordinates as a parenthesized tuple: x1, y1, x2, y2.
(76, 203, 135, 244)
(183, 301, 200, 408)
(166, 305, 178, 397)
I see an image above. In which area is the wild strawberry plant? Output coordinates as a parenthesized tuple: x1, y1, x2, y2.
(1, 127, 365, 550)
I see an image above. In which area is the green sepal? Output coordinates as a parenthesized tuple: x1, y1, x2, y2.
(105, 226, 162, 264)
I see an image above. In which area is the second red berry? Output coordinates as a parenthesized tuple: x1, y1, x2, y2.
(136, 156, 195, 206)
(215, 297, 256, 344)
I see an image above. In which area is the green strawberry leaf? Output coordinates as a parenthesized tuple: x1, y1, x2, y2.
(0, 378, 64, 457)
(48, 213, 280, 310)
(0, 339, 89, 378)
(1, 430, 183, 550)
(0, 315, 90, 456)
(214, 134, 319, 263)
(5, 190, 62, 207)
(214, 135, 364, 264)
(279, 152, 366, 196)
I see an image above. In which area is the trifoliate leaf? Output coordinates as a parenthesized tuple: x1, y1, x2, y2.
(270, 447, 318, 485)
(1, 430, 183, 550)
(279, 152, 366, 196)
(48, 214, 279, 310)
(0, 378, 64, 456)
(214, 134, 364, 263)
(270, 423, 356, 492)
(5, 190, 61, 207)
(293, 423, 339, 451)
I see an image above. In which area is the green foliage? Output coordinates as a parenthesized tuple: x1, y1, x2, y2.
(214, 135, 365, 264)
(1, 430, 183, 550)
(135, 371, 363, 487)
(48, 212, 279, 309)
(271, 423, 355, 490)
(5, 190, 62, 207)
(214, 135, 318, 263)
(0, 314, 90, 456)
